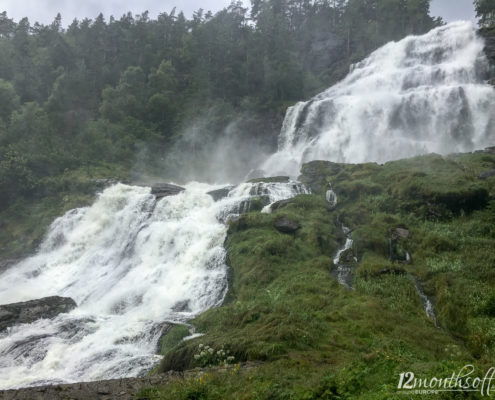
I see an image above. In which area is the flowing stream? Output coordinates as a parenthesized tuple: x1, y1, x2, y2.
(0, 181, 305, 389)
(332, 225, 356, 290)
(262, 21, 495, 177)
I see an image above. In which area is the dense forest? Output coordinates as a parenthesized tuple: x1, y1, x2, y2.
(0, 0, 440, 211)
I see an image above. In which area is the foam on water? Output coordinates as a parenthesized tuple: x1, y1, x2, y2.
(263, 21, 495, 176)
(0, 181, 306, 389)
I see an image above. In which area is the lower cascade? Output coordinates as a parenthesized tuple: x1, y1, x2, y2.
(0, 180, 306, 389)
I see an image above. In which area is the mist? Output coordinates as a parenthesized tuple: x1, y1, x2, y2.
(133, 112, 277, 185)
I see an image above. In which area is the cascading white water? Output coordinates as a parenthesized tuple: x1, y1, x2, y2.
(263, 21, 495, 177)
(0, 180, 306, 389)
(2, 20, 490, 390)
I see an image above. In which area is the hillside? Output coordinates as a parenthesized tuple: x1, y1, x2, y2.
(144, 150, 495, 399)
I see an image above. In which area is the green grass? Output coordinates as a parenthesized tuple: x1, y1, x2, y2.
(3, 151, 495, 399)
(146, 152, 495, 399)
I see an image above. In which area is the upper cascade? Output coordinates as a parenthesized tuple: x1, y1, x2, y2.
(262, 21, 495, 177)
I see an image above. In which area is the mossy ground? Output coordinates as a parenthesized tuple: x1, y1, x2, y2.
(146, 151, 495, 399)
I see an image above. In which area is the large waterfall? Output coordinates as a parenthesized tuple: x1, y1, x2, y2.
(1, 20, 494, 390)
(263, 21, 495, 177)
(0, 181, 305, 388)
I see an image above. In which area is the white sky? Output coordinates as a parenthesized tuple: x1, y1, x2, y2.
(0, 0, 477, 26)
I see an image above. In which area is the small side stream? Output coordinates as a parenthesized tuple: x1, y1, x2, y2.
(412, 277, 439, 327)
(326, 188, 439, 326)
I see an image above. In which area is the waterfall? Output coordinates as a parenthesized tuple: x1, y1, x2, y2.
(263, 21, 495, 177)
(0, 181, 306, 389)
(413, 278, 438, 327)
(1, 20, 490, 389)
(325, 189, 337, 208)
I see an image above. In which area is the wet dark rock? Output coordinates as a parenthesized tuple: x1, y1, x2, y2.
(172, 300, 191, 312)
(274, 217, 301, 234)
(336, 248, 357, 266)
(389, 228, 412, 264)
(299, 161, 342, 194)
(478, 169, 495, 180)
(150, 183, 186, 199)
(392, 227, 410, 239)
(0, 297, 77, 332)
(422, 187, 489, 216)
(0, 363, 262, 400)
(207, 186, 234, 201)
(248, 176, 290, 184)
(269, 199, 294, 212)
(248, 196, 271, 211)
(0, 372, 182, 400)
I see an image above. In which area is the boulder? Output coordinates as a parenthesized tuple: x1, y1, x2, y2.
(269, 199, 294, 212)
(207, 186, 234, 201)
(274, 217, 301, 234)
(478, 169, 495, 180)
(336, 248, 357, 266)
(0, 296, 77, 332)
(171, 300, 191, 312)
(392, 227, 410, 239)
(151, 183, 186, 199)
(390, 228, 412, 263)
(299, 161, 342, 193)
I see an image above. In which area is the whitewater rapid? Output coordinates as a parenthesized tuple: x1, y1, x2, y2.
(0, 181, 306, 389)
(263, 21, 495, 176)
(1, 20, 493, 390)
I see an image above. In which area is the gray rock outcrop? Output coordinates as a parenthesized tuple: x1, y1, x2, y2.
(207, 186, 234, 201)
(0, 297, 77, 332)
(274, 217, 301, 234)
(150, 183, 186, 199)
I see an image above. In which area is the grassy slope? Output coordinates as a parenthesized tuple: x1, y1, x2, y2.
(145, 151, 495, 399)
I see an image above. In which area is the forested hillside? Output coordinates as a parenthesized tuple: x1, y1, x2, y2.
(0, 0, 439, 213)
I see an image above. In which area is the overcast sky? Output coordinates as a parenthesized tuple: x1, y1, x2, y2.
(0, 0, 477, 26)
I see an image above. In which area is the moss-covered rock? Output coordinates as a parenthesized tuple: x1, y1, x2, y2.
(248, 176, 290, 184)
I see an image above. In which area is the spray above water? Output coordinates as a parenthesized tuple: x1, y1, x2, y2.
(263, 21, 495, 177)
